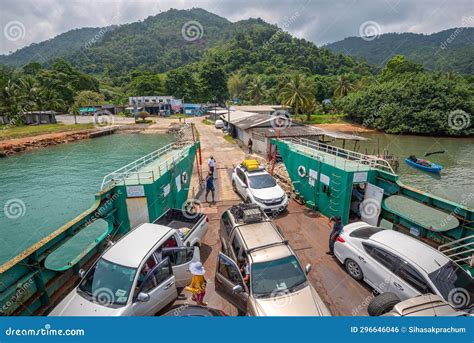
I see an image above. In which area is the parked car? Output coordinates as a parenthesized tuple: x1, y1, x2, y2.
(232, 161, 288, 214)
(215, 119, 225, 129)
(49, 213, 208, 316)
(161, 305, 227, 316)
(215, 203, 331, 316)
(333, 222, 474, 311)
(368, 292, 471, 316)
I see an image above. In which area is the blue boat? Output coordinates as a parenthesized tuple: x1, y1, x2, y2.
(405, 157, 443, 173)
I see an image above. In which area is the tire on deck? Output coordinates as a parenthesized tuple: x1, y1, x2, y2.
(367, 292, 401, 316)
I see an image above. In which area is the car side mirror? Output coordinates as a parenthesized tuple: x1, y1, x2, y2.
(136, 292, 150, 302)
(232, 285, 243, 294)
(78, 268, 86, 279)
(305, 264, 312, 274)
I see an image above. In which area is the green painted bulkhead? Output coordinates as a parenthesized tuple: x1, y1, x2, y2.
(0, 142, 199, 316)
(273, 139, 474, 245)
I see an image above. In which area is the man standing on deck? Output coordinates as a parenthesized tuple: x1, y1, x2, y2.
(208, 156, 216, 176)
(327, 216, 342, 255)
(205, 171, 215, 203)
(248, 138, 253, 154)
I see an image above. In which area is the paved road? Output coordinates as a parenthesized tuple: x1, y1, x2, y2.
(161, 118, 373, 316)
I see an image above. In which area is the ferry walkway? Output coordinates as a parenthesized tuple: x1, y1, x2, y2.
(160, 119, 373, 316)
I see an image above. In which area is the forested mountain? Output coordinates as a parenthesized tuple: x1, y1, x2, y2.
(324, 28, 474, 74)
(0, 9, 365, 79)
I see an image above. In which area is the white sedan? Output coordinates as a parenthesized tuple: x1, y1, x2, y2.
(333, 222, 474, 311)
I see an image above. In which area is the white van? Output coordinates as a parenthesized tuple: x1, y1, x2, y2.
(215, 119, 225, 129)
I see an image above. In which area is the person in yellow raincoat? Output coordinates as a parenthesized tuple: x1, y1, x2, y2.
(185, 262, 207, 306)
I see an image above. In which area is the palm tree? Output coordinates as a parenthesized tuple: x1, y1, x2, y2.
(333, 75, 353, 97)
(227, 72, 246, 100)
(40, 88, 64, 112)
(1, 79, 28, 123)
(247, 76, 266, 104)
(445, 71, 459, 81)
(279, 74, 314, 121)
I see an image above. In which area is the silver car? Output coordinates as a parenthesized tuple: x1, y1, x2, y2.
(334, 222, 474, 311)
(49, 224, 200, 316)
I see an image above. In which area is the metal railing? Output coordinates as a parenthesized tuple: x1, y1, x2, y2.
(280, 137, 396, 174)
(438, 235, 474, 266)
(100, 142, 192, 190)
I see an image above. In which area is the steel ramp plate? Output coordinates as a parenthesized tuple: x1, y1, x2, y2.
(383, 195, 459, 232)
(44, 219, 109, 271)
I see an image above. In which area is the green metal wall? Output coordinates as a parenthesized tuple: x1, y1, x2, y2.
(0, 142, 198, 316)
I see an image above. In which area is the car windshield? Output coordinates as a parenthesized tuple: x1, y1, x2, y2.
(251, 255, 307, 297)
(428, 261, 474, 310)
(248, 174, 276, 189)
(78, 258, 137, 306)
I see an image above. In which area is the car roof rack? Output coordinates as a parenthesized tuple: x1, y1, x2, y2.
(229, 203, 267, 224)
(245, 240, 289, 255)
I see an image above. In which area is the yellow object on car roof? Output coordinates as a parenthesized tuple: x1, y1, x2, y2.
(242, 159, 261, 171)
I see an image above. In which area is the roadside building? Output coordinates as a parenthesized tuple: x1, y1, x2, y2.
(230, 105, 288, 115)
(184, 104, 207, 116)
(0, 111, 57, 125)
(221, 110, 366, 155)
(128, 96, 183, 116)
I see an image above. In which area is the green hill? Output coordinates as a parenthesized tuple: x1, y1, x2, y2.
(324, 28, 474, 74)
(0, 8, 365, 78)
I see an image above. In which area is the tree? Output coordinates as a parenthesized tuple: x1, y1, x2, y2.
(40, 88, 65, 111)
(165, 68, 198, 101)
(128, 72, 163, 96)
(380, 55, 424, 81)
(73, 90, 105, 107)
(247, 76, 266, 104)
(227, 72, 246, 100)
(198, 60, 228, 103)
(333, 75, 354, 97)
(279, 74, 314, 120)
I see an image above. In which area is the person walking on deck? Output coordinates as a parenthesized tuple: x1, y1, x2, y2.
(185, 262, 207, 306)
(205, 171, 215, 203)
(208, 156, 216, 176)
(247, 138, 253, 154)
(327, 216, 343, 255)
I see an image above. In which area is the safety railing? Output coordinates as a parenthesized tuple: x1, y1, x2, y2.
(438, 235, 474, 266)
(280, 137, 395, 174)
(100, 142, 192, 190)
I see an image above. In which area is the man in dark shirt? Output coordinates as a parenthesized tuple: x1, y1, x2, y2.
(327, 216, 343, 255)
(205, 171, 215, 203)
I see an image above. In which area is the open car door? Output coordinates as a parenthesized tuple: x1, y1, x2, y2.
(215, 252, 248, 313)
(162, 246, 200, 288)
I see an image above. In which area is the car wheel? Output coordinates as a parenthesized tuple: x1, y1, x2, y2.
(245, 197, 251, 203)
(367, 292, 401, 316)
(345, 258, 363, 281)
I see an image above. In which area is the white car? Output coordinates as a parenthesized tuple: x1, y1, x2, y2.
(49, 223, 200, 316)
(232, 164, 288, 214)
(334, 222, 474, 311)
(214, 119, 225, 129)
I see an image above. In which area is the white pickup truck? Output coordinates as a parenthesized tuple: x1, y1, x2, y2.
(49, 209, 208, 316)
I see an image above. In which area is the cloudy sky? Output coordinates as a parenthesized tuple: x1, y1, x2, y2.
(1, 0, 473, 55)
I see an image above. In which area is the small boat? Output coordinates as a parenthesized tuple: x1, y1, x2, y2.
(405, 156, 443, 173)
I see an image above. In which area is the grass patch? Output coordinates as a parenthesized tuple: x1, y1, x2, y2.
(293, 113, 348, 124)
(0, 123, 96, 141)
(202, 119, 212, 125)
(223, 134, 236, 144)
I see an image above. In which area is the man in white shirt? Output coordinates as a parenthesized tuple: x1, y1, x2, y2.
(208, 156, 216, 176)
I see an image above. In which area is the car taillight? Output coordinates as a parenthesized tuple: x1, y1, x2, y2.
(206, 217, 209, 222)
(336, 235, 345, 243)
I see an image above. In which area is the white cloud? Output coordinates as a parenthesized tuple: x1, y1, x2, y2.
(0, 0, 472, 55)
